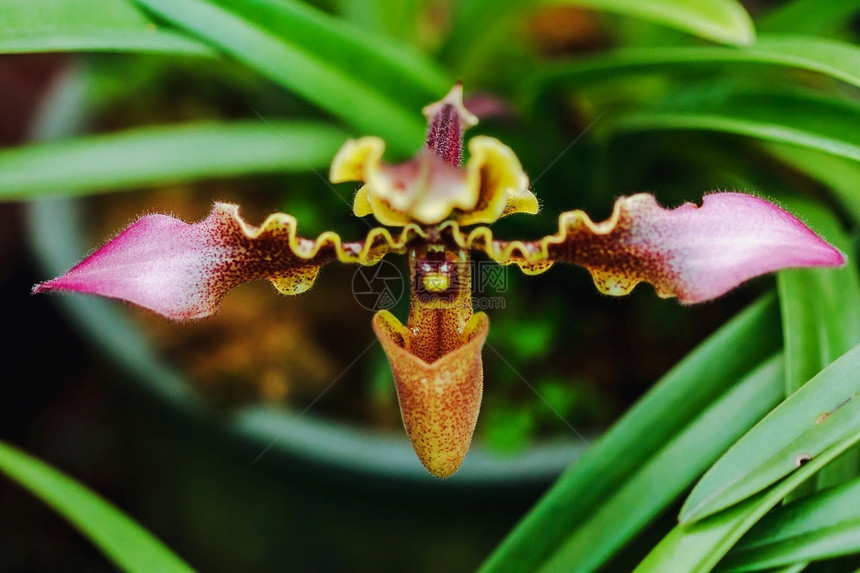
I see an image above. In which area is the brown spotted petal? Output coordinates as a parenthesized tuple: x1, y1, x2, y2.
(373, 310, 489, 478)
(446, 193, 845, 303)
(34, 202, 423, 320)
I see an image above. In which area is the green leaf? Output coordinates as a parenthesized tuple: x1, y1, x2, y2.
(480, 296, 781, 573)
(554, 0, 755, 45)
(0, 0, 213, 55)
(0, 120, 349, 199)
(132, 0, 449, 152)
(720, 478, 860, 571)
(0, 440, 193, 573)
(778, 269, 825, 397)
(635, 423, 860, 573)
(761, 143, 860, 224)
(776, 200, 860, 494)
(607, 87, 860, 163)
(526, 36, 860, 97)
(681, 344, 860, 523)
(758, 0, 860, 35)
(777, 200, 860, 394)
(335, 0, 420, 44)
(537, 355, 785, 573)
(768, 565, 808, 573)
(446, 0, 754, 69)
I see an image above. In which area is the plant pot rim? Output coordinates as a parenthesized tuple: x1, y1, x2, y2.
(26, 64, 591, 487)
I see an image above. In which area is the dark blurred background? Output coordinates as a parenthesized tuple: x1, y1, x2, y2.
(0, 54, 126, 572)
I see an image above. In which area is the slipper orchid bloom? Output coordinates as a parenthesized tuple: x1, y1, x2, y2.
(35, 85, 845, 478)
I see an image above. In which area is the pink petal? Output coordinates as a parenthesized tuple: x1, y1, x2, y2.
(596, 193, 847, 303)
(549, 193, 845, 303)
(34, 211, 231, 320)
(34, 203, 418, 320)
(457, 193, 845, 303)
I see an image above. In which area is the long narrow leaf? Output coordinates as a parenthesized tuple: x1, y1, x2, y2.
(525, 37, 860, 97)
(538, 355, 785, 573)
(0, 121, 348, 199)
(777, 269, 824, 396)
(555, 0, 755, 45)
(608, 88, 860, 163)
(205, 0, 449, 106)
(777, 200, 860, 392)
(0, 440, 193, 573)
(761, 143, 860, 224)
(758, 0, 860, 35)
(480, 296, 780, 573)
(0, 0, 213, 56)
(635, 417, 860, 572)
(730, 523, 860, 571)
(720, 478, 860, 571)
(681, 344, 860, 523)
(777, 255, 826, 507)
(335, 0, 420, 44)
(768, 565, 807, 573)
(446, 0, 754, 67)
(776, 200, 860, 494)
(133, 0, 447, 152)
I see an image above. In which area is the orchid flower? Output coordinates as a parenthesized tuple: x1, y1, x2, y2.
(35, 85, 845, 478)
